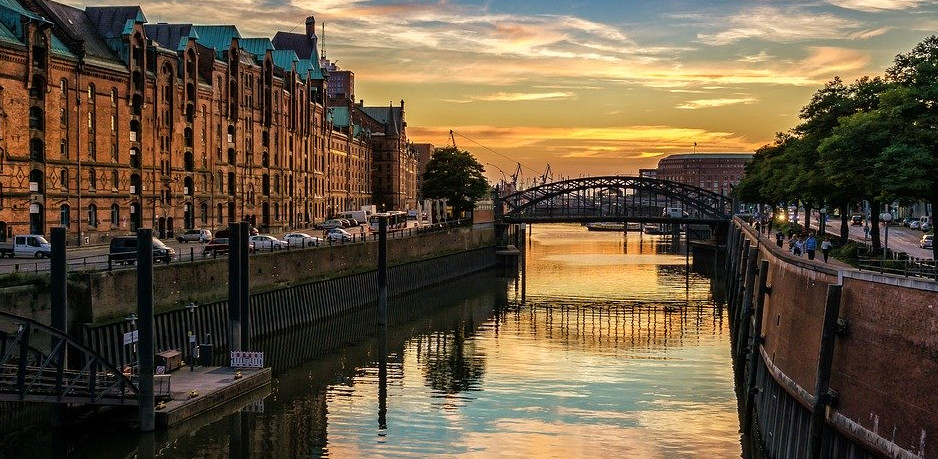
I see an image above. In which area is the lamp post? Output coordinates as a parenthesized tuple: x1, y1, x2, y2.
(819, 207, 827, 236)
(880, 212, 893, 257)
(186, 301, 198, 371)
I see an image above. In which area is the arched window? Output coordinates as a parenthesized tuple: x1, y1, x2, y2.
(110, 203, 120, 227)
(200, 202, 208, 225)
(60, 204, 70, 227)
(30, 138, 44, 162)
(60, 169, 68, 190)
(111, 170, 119, 191)
(88, 203, 98, 227)
(88, 168, 97, 190)
(29, 169, 43, 193)
(29, 107, 44, 130)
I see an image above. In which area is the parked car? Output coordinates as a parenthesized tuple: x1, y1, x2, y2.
(201, 238, 230, 257)
(922, 222, 932, 232)
(0, 234, 51, 258)
(318, 219, 346, 230)
(284, 232, 323, 247)
(249, 235, 286, 251)
(109, 236, 175, 264)
(326, 228, 353, 242)
(177, 228, 212, 243)
(214, 226, 259, 238)
(850, 215, 863, 226)
(901, 216, 916, 227)
(921, 234, 934, 249)
(910, 221, 922, 230)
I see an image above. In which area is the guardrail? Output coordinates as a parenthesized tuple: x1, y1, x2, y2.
(0, 219, 472, 276)
(857, 256, 938, 280)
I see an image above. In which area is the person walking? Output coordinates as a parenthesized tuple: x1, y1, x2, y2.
(821, 237, 832, 263)
(805, 233, 818, 260)
(776, 231, 784, 248)
(792, 236, 804, 257)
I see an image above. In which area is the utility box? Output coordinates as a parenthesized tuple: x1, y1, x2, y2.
(155, 350, 183, 372)
(199, 344, 214, 366)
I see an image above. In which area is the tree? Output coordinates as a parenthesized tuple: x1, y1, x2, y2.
(421, 146, 490, 217)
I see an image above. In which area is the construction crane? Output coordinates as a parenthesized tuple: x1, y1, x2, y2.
(541, 163, 553, 185)
(449, 130, 457, 149)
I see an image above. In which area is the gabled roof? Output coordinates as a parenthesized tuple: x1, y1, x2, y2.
(0, 18, 19, 46)
(34, 0, 118, 62)
(270, 30, 323, 80)
(240, 37, 273, 62)
(272, 31, 312, 59)
(362, 105, 403, 136)
(328, 106, 350, 127)
(85, 6, 146, 39)
(192, 24, 240, 59)
(271, 49, 298, 73)
(144, 23, 197, 52)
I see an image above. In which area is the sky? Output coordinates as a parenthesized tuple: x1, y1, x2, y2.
(72, 0, 938, 183)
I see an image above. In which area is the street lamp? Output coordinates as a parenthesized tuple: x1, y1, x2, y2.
(880, 212, 893, 257)
(819, 207, 827, 236)
(186, 302, 198, 371)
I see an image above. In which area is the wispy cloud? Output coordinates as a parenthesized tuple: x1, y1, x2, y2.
(675, 98, 757, 110)
(826, 0, 931, 12)
(697, 6, 862, 45)
(475, 92, 574, 102)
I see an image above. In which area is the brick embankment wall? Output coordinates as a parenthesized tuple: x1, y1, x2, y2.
(729, 219, 938, 458)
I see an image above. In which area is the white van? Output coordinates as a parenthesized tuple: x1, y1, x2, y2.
(661, 207, 688, 218)
(920, 215, 932, 231)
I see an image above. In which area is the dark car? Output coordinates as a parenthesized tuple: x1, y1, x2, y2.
(850, 215, 863, 226)
(214, 226, 259, 239)
(109, 236, 175, 264)
(201, 238, 230, 257)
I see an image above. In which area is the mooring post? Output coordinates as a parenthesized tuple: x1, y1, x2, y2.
(239, 222, 251, 350)
(228, 223, 242, 353)
(742, 259, 769, 434)
(520, 223, 527, 303)
(378, 216, 388, 326)
(808, 284, 843, 458)
(136, 228, 155, 432)
(50, 227, 66, 428)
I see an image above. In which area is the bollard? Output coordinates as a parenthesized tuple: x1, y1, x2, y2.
(190, 247, 194, 262)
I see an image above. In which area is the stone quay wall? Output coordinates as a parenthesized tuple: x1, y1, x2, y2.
(726, 219, 938, 458)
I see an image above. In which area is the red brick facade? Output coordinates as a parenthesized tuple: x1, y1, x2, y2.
(0, 4, 416, 245)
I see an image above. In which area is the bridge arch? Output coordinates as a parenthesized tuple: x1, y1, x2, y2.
(497, 176, 731, 223)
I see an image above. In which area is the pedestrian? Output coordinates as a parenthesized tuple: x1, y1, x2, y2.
(821, 237, 832, 263)
(805, 233, 817, 260)
(792, 236, 804, 257)
(776, 231, 784, 248)
(754, 220, 761, 233)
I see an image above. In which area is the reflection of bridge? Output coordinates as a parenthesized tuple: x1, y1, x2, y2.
(495, 176, 732, 225)
(0, 311, 140, 405)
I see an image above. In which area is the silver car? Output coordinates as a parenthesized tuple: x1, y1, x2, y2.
(284, 232, 323, 247)
(177, 228, 212, 243)
(249, 235, 286, 251)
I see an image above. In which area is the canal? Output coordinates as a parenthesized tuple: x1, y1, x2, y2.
(1, 223, 741, 458)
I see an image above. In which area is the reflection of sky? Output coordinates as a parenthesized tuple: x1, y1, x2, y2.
(322, 225, 741, 457)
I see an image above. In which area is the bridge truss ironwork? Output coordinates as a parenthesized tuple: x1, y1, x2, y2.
(0, 311, 139, 405)
(496, 176, 732, 224)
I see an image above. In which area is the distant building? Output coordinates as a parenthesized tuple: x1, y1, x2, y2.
(411, 143, 434, 198)
(656, 153, 752, 196)
(638, 168, 657, 179)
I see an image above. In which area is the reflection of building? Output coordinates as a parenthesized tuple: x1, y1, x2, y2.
(656, 153, 752, 196)
(0, 6, 417, 244)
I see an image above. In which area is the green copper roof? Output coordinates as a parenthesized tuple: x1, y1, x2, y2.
(192, 24, 241, 58)
(240, 37, 273, 61)
(0, 0, 48, 41)
(0, 19, 18, 46)
(50, 34, 76, 59)
(271, 49, 298, 72)
(328, 106, 350, 127)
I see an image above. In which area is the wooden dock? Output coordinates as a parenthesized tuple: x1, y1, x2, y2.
(154, 366, 271, 428)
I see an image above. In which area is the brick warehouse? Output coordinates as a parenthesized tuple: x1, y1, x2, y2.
(0, 0, 418, 245)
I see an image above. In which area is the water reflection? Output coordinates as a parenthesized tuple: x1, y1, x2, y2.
(0, 224, 741, 458)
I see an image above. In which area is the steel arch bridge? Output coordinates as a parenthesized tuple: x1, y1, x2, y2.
(495, 175, 732, 224)
(0, 311, 140, 405)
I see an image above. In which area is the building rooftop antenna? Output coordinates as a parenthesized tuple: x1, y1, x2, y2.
(321, 22, 326, 60)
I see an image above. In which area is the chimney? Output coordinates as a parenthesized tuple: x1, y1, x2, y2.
(305, 16, 316, 40)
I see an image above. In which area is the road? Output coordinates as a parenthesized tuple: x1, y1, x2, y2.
(819, 215, 933, 259)
(0, 220, 434, 275)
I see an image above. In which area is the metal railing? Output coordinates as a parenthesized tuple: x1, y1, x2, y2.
(857, 256, 938, 280)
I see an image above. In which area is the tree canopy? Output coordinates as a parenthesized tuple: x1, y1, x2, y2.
(420, 146, 490, 217)
(735, 35, 938, 257)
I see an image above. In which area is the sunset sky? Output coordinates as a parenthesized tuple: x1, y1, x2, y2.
(73, 0, 938, 182)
